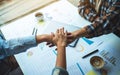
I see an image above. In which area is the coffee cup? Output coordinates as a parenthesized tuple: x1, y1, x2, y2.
(90, 56, 105, 70)
(35, 12, 44, 22)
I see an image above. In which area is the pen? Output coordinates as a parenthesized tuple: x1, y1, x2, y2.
(82, 49, 99, 59)
(34, 29, 38, 35)
(32, 27, 35, 35)
(32, 27, 37, 35)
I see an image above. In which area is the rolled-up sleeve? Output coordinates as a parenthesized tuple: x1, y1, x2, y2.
(85, 0, 120, 38)
(0, 35, 37, 59)
(52, 67, 69, 75)
(78, 0, 98, 22)
(78, 0, 120, 38)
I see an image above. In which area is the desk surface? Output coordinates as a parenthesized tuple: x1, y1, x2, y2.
(1, 0, 120, 75)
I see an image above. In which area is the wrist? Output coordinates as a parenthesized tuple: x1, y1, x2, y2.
(57, 43, 66, 48)
(57, 45, 66, 52)
(41, 34, 52, 42)
(43, 34, 51, 42)
(57, 42, 66, 47)
(36, 34, 50, 43)
(75, 28, 88, 38)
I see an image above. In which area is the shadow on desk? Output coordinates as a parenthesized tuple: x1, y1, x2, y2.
(0, 56, 23, 75)
(113, 29, 120, 37)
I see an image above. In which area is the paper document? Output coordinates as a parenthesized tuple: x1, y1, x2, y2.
(42, 21, 80, 47)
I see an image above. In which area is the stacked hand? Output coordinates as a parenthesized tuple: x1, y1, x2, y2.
(52, 27, 68, 70)
(46, 28, 78, 48)
(52, 28, 67, 47)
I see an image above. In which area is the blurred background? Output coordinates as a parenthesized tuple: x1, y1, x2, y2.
(0, 0, 79, 26)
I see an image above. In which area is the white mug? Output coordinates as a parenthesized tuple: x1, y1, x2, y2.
(35, 12, 44, 22)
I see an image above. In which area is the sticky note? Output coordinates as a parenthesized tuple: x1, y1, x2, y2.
(86, 70, 97, 75)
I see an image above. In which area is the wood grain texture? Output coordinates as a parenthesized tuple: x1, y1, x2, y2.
(0, 0, 58, 25)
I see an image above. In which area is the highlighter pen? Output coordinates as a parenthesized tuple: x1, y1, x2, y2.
(82, 49, 99, 59)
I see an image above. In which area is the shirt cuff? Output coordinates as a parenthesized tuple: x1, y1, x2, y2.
(21, 35, 37, 46)
(4, 35, 37, 55)
(85, 24, 95, 34)
(52, 67, 69, 75)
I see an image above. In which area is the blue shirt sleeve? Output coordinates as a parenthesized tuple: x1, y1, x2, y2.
(0, 35, 37, 59)
(52, 67, 69, 75)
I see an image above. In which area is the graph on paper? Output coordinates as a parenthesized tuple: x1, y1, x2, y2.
(15, 21, 103, 75)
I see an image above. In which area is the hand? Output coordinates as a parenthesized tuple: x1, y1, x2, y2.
(67, 27, 88, 45)
(46, 33, 55, 47)
(67, 30, 79, 45)
(46, 28, 84, 47)
(46, 30, 79, 47)
(53, 28, 67, 47)
(54, 28, 67, 69)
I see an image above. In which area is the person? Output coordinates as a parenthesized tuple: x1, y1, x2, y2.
(0, 28, 68, 75)
(51, 28, 69, 75)
(46, 0, 120, 47)
(0, 34, 53, 59)
(66, 0, 120, 44)
(0, 33, 53, 75)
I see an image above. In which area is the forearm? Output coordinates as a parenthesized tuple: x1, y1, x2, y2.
(76, 14, 119, 38)
(36, 34, 51, 44)
(2, 35, 37, 57)
(74, 27, 89, 38)
(56, 45, 66, 69)
(78, 1, 120, 38)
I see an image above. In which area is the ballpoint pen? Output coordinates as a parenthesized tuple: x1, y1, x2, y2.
(82, 49, 99, 59)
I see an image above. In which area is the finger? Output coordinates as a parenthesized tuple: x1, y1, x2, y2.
(65, 30, 67, 36)
(49, 44, 55, 47)
(67, 35, 73, 39)
(67, 32, 72, 35)
(64, 30, 67, 40)
(46, 42, 55, 46)
(61, 27, 64, 34)
(51, 32, 55, 37)
(59, 28, 62, 34)
(56, 29, 59, 36)
(67, 39, 72, 43)
(55, 48, 57, 50)
(46, 42, 51, 45)
(56, 29, 59, 34)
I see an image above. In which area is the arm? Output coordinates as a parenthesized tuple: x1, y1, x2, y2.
(75, 0, 120, 38)
(36, 34, 53, 43)
(85, 1, 119, 37)
(0, 34, 52, 59)
(52, 28, 68, 75)
(56, 45, 66, 69)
